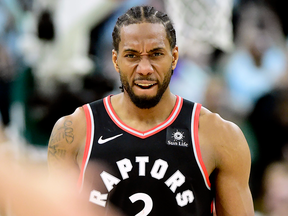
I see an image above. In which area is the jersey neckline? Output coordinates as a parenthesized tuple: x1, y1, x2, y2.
(103, 95, 183, 139)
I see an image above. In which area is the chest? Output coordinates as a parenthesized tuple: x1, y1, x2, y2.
(78, 99, 214, 216)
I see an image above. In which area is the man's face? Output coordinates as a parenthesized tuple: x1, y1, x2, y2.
(113, 23, 178, 109)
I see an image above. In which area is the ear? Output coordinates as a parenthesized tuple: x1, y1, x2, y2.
(112, 49, 119, 73)
(171, 46, 179, 70)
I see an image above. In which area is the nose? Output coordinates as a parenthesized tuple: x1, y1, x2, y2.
(136, 56, 154, 75)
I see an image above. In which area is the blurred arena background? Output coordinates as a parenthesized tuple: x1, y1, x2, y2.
(1, 0, 288, 215)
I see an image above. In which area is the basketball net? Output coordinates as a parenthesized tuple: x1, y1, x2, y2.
(164, 0, 234, 58)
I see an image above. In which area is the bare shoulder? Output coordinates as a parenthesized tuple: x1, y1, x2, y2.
(47, 106, 87, 171)
(199, 107, 245, 140)
(199, 106, 251, 170)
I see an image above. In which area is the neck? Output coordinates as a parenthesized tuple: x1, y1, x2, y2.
(111, 90, 176, 131)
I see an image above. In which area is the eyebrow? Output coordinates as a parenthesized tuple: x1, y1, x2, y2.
(149, 47, 165, 52)
(123, 47, 165, 53)
(123, 48, 138, 53)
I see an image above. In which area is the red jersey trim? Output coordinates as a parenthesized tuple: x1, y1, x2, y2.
(78, 104, 94, 191)
(103, 95, 183, 139)
(192, 103, 211, 189)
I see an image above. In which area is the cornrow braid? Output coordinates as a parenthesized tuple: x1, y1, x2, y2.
(112, 5, 176, 52)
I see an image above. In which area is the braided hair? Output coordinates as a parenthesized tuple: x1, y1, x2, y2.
(112, 5, 176, 52)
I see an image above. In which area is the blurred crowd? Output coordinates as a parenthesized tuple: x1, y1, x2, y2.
(1, 0, 288, 215)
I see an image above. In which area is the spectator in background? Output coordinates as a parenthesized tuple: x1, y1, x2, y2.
(255, 161, 288, 216)
(248, 60, 288, 204)
(222, 2, 287, 123)
(0, 43, 14, 127)
(0, 1, 20, 129)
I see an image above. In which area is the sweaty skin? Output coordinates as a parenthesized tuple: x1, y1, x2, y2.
(47, 22, 254, 216)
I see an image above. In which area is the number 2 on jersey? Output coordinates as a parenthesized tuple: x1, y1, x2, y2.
(129, 193, 153, 216)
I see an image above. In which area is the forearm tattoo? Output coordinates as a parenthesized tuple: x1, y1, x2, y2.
(48, 120, 74, 161)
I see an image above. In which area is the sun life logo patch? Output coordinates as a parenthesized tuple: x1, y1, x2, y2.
(166, 128, 189, 147)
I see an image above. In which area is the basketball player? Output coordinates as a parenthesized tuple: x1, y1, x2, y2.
(47, 5, 254, 216)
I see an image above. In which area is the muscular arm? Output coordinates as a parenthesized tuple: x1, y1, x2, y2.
(47, 107, 86, 182)
(199, 109, 254, 216)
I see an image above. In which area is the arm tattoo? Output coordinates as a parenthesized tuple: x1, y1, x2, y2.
(50, 120, 74, 145)
(48, 120, 74, 161)
(48, 144, 66, 161)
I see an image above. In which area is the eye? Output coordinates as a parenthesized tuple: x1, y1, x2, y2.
(125, 54, 136, 58)
(153, 52, 163, 57)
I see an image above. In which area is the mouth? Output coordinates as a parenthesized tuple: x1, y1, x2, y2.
(134, 81, 157, 89)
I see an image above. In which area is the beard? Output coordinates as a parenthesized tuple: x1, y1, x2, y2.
(120, 68, 173, 109)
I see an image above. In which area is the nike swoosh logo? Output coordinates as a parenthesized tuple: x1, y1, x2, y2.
(98, 134, 123, 144)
